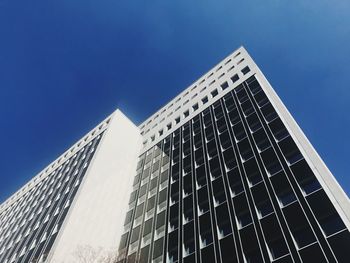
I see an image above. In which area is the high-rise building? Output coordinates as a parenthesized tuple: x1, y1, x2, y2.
(0, 47, 349, 263)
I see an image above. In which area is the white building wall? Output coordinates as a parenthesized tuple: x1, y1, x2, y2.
(48, 110, 142, 263)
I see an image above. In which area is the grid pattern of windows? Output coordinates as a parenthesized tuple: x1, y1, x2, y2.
(0, 134, 103, 263)
(118, 76, 349, 263)
(139, 49, 249, 147)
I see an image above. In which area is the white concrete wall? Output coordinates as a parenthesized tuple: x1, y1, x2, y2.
(48, 110, 142, 263)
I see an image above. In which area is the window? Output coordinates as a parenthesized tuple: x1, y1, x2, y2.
(175, 117, 180, 124)
(237, 58, 244, 65)
(184, 110, 189, 118)
(231, 74, 239, 83)
(211, 89, 218, 98)
(167, 123, 172, 131)
(202, 96, 208, 104)
(159, 129, 163, 136)
(225, 58, 232, 65)
(221, 81, 229, 90)
(192, 103, 199, 111)
(241, 66, 251, 75)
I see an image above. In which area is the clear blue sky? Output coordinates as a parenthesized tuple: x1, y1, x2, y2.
(0, 0, 349, 202)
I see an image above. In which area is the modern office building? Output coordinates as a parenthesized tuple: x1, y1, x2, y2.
(0, 47, 349, 263)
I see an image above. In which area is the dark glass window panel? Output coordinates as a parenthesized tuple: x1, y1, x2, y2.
(158, 188, 167, 204)
(149, 177, 158, 192)
(152, 160, 160, 173)
(156, 211, 166, 229)
(236, 86, 248, 103)
(228, 109, 241, 126)
(269, 118, 289, 141)
(240, 225, 264, 263)
(139, 183, 148, 198)
(196, 165, 207, 188)
(238, 138, 254, 161)
(328, 230, 350, 262)
(194, 134, 203, 149)
(216, 117, 228, 133)
(133, 174, 141, 186)
(224, 96, 236, 112)
(183, 174, 193, 197)
(169, 203, 179, 231)
(203, 112, 212, 127)
(261, 103, 278, 123)
(231, 74, 240, 84)
(219, 130, 232, 150)
(290, 160, 321, 195)
(278, 136, 303, 165)
(241, 66, 251, 75)
(251, 183, 273, 218)
(195, 148, 204, 166)
(183, 141, 191, 156)
(283, 202, 316, 248)
(130, 225, 141, 243)
(214, 105, 224, 120)
(205, 125, 215, 141)
(261, 214, 289, 259)
(142, 167, 151, 180)
(233, 194, 252, 228)
(212, 178, 227, 206)
(227, 167, 244, 196)
(216, 203, 232, 238)
(221, 81, 229, 90)
(184, 222, 196, 257)
(307, 190, 346, 236)
(253, 90, 269, 108)
(127, 253, 136, 263)
(247, 77, 262, 95)
(246, 113, 262, 133)
(135, 203, 144, 219)
(209, 156, 222, 178)
(244, 158, 263, 186)
(260, 147, 282, 176)
(168, 231, 179, 262)
(201, 244, 216, 263)
(271, 171, 296, 207)
(184, 254, 195, 263)
(142, 218, 153, 238)
(124, 210, 133, 225)
(241, 100, 255, 116)
(198, 186, 210, 215)
(139, 245, 150, 263)
(153, 237, 164, 259)
(232, 122, 246, 141)
(183, 195, 194, 223)
(129, 190, 138, 204)
(299, 243, 327, 263)
(193, 120, 201, 134)
(170, 181, 180, 203)
(146, 196, 156, 212)
(160, 170, 168, 184)
(199, 212, 213, 246)
(207, 138, 218, 159)
(119, 232, 129, 250)
(252, 128, 271, 152)
(220, 234, 237, 263)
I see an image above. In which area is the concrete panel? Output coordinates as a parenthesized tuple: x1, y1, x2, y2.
(48, 110, 142, 262)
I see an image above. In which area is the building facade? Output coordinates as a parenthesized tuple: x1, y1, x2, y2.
(0, 47, 349, 263)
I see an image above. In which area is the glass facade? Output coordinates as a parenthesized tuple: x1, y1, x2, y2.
(0, 133, 102, 263)
(118, 76, 349, 263)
